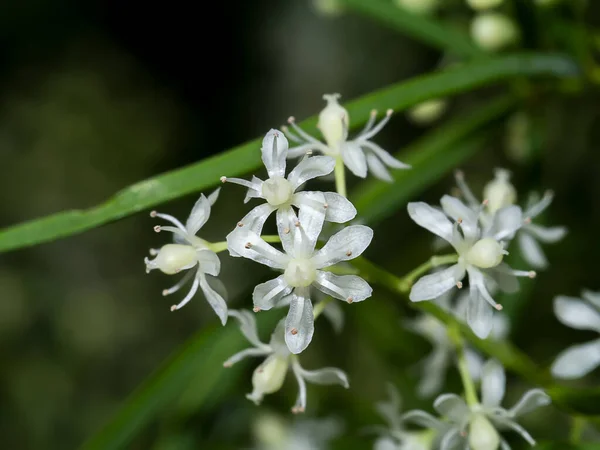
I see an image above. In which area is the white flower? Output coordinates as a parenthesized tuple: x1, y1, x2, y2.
(144, 189, 228, 324)
(551, 290, 600, 379)
(283, 93, 410, 181)
(471, 13, 519, 52)
(224, 311, 349, 412)
(455, 169, 567, 269)
(403, 360, 551, 449)
(407, 197, 534, 338)
(228, 205, 373, 353)
(406, 292, 509, 396)
(406, 99, 447, 126)
(221, 129, 356, 238)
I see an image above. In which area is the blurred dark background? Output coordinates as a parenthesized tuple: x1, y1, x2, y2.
(1, 0, 600, 449)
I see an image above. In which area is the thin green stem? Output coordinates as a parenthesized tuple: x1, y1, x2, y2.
(397, 254, 459, 293)
(334, 157, 347, 198)
(208, 235, 280, 253)
(313, 297, 333, 320)
(449, 324, 479, 407)
(570, 416, 586, 444)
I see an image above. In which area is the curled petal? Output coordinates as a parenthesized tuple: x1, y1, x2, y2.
(526, 224, 567, 243)
(518, 232, 548, 269)
(261, 129, 288, 178)
(365, 152, 393, 182)
(441, 195, 479, 241)
(481, 359, 506, 408)
(433, 393, 469, 423)
(401, 410, 445, 429)
(186, 194, 212, 235)
(226, 229, 289, 269)
(287, 155, 335, 189)
(360, 141, 410, 169)
(551, 339, 600, 379)
(285, 289, 315, 354)
(314, 271, 372, 303)
(466, 269, 494, 339)
(439, 427, 464, 450)
(223, 347, 271, 367)
(294, 363, 349, 388)
(234, 203, 276, 236)
(199, 274, 228, 325)
(553, 296, 600, 332)
(197, 249, 221, 276)
(311, 225, 373, 269)
(341, 142, 368, 178)
(407, 202, 454, 243)
(227, 309, 269, 349)
(409, 264, 465, 302)
(508, 388, 551, 418)
(253, 275, 293, 311)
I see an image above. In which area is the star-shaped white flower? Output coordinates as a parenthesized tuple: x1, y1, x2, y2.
(403, 360, 551, 450)
(407, 196, 534, 338)
(224, 311, 348, 413)
(221, 129, 356, 239)
(228, 205, 373, 353)
(283, 93, 410, 181)
(551, 290, 600, 379)
(144, 189, 228, 324)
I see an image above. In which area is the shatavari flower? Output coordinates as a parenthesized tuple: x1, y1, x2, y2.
(551, 290, 600, 379)
(221, 128, 356, 237)
(403, 360, 551, 450)
(407, 196, 534, 338)
(406, 292, 509, 397)
(144, 189, 228, 325)
(224, 311, 349, 412)
(228, 205, 373, 353)
(455, 169, 566, 269)
(283, 93, 410, 181)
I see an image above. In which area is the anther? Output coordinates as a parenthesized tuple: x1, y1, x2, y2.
(482, 199, 489, 206)
(291, 406, 305, 414)
(386, 108, 393, 116)
(306, 150, 313, 155)
(494, 304, 504, 311)
(170, 305, 177, 312)
(162, 289, 168, 296)
(150, 211, 157, 217)
(244, 242, 252, 249)
(294, 220, 301, 227)
(283, 227, 290, 234)
(253, 306, 261, 313)
(281, 125, 288, 132)
(346, 250, 352, 257)
(220, 176, 227, 183)
(287, 116, 296, 124)
(347, 297, 354, 304)
(223, 362, 232, 368)
(528, 271, 537, 279)
(323, 203, 329, 209)
(290, 328, 298, 335)
(455, 170, 464, 180)
(237, 222, 244, 227)
(153, 225, 162, 233)
(524, 217, 532, 225)
(456, 281, 463, 289)
(370, 109, 377, 117)
(457, 218, 463, 224)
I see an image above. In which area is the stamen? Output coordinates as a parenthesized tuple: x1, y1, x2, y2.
(454, 169, 479, 207)
(151, 211, 186, 231)
(220, 176, 257, 190)
(170, 278, 199, 311)
(323, 203, 328, 209)
(281, 125, 303, 143)
(245, 242, 252, 249)
(154, 225, 161, 233)
(237, 222, 244, 227)
(358, 109, 377, 136)
(347, 297, 353, 304)
(456, 281, 463, 289)
(220, 176, 227, 183)
(283, 228, 290, 234)
(529, 271, 536, 279)
(359, 110, 393, 141)
(162, 270, 195, 296)
(290, 328, 298, 335)
(253, 306, 261, 313)
(287, 116, 322, 144)
(223, 362, 232, 368)
(524, 217, 532, 225)
(494, 304, 504, 311)
(346, 250, 352, 257)
(149, 248, 160, 256)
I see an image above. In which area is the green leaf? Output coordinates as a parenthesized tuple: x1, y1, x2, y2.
(0, 53, 577, 254)
(339, 0, 483, 58)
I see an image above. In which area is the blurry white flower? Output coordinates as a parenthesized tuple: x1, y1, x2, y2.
(144, 189, 228, 324)
(394, 0, 438, 15)
(284, 94, 410, 182)
(222, 129, 355, 238)
(312, 0, 344, 17)
(407, 197, 533, 338)
(403, 360, 551, 449)
(406, 99, 448, 126)
(471, 13, 519, 51)
(228, 205, 373, 353)
(551, 290, 600, 379)
(466, 0, 504, 11)
(224, 311, 348, 412)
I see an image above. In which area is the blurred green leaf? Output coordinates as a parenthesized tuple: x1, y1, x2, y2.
(0, 53, 577, 254)
(536, 443, 600, 450)
(339, 0, 483, 58)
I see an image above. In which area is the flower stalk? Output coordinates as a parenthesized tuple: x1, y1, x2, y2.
(448, 323, 479, 407)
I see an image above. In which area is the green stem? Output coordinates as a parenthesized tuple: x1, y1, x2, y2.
(449, 324, 479, 407)
(313, 297, 333, 320)
(334, 157, 347, 198)
(208, 235, 280, 253)
(397, 254, 459, 292)
(570, 416, 586, 444)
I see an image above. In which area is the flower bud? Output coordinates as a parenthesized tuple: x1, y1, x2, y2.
(466, 238, 504, 268)
(471, 13, 518, 51)
(407, 99, 447, 125)
(468, 414, 500, 450)
(262, 176, 293, 206)
(148, 244, 197, 274)
(466, 0, 504, 11)
(318, 93, 348, 148)
(394, 0, 438, 15)
(247, 355, 289, 404)
(284, 258, 317, 288)
(483, 168, 516, 214)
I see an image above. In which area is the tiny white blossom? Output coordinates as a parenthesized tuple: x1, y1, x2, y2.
(471, 13, 519, 52)
(403, 360, 551, 449)
(221, 128, 356, 238)
(144, 189, 228, 324)
(407, 196, 534, 338)
(224, 311, 349, 412)
(283, 93, 410, 182)
(228, 205, 373, 353)
(551, 290, 600, 379)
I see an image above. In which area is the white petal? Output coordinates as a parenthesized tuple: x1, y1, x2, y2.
(526, 224, 567, 243)
(341, 142, 367, 178)
(199, 274, 228, 325)
(243, 176, 264, 203)
(323, 191, 357, 223)
(295, 364, 349, 387)
(524, 190, 553, 218)
(488, 205, 523, 241)
(407, 202, 454, 243)
(276, 206, 297, 257)
(401, 410, 444, 429)
(261, 129, 288, 178)
(227, 309, 269, 349)
(296, 193, 327, 257)
(314, 271, 372, 303)
(440, 195, 479, 241)
(361, 140, 410, 169)
(267, 319, 289, 355)
(491, 313, 510, 340)
(311, 225, 373, 269)
(287, 155, 335, 189)
(493, 418, 536, 446)
(489, 263, 520, 294)
(439, 428, 464, 450)
(433, 393, 470, 422)
(465, 348, 485, 382)
(553, 296, 600, 332)
(582, 289, 600, 310)
(223, 347, 271, 367)
(466, 268, 494, 339)
(517, 232, 548, 269)
(197, 249, 221, 276)
(551, 339, 600, 379)
(285, 289, 314, 354)
(322, 300, 344, 334)
(409, 264, 465, 302)
(253, 275, 293, 311)
(234, 203, 276, 235)
(417, 348, 450, 397)
(207, 187, 220, 206)
(226, 229, 289, 269)
(185, 193, 211, 235)
(365, 152, 393, 182)
(508, 388, 551, 418)
(481, 359, 506, 408)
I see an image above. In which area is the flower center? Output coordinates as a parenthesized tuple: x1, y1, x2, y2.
(284, 258, 317, 288)
(468, 414, 500, 450)
(483, 168, 516, 214)
(152, 244, 197, 274)
(318, 93, 348, 148)
(262, 176, 293, 206)
(465, 238, 504, 269)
